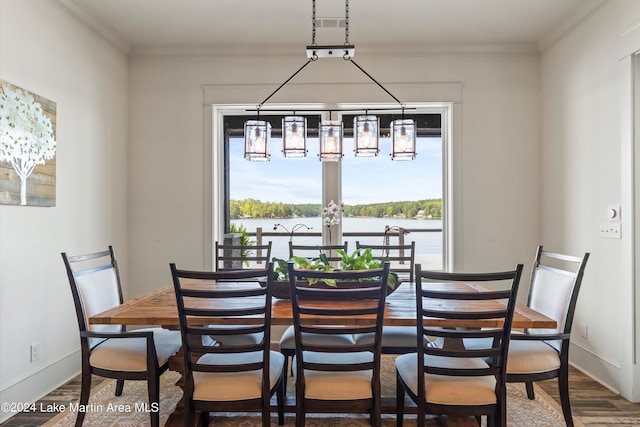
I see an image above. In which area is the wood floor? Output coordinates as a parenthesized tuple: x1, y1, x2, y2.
(1, 366, 638, 426)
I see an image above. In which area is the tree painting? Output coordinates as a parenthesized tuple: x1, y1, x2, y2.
(0, 81, 56, 206)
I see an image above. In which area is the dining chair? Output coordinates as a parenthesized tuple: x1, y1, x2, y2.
(62, 246, 182, 427)
(170, 262, 285, 427)
(396, 264, 523, 427)
(214, 240, 272, 270)
(287, 261, 390, 427)
(355, 241, 418, 354)
(505, 246, 589, 427)
(288, 241, 348, 264)
(279, 240, 352, 372)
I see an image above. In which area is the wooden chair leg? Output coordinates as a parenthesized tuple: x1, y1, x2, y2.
(395, 372, 405, 427)
(115, 379, 124, 396)
(147, 374, 160, 427)
(200, 410, 210, 426)
(276, 376, 285, 425)
(261, 395, 270, 427)
(75, 371, 92, 427)
(558, 367, 575, 427)
(525, 381, 535, 400)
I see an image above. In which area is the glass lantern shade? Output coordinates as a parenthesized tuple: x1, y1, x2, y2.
(244, 120, 271, 161)
(319, 120, 344, 162)
(282, 116, 307, 158)
(353, 115, 380, 157)
(390, 118, 417, 160)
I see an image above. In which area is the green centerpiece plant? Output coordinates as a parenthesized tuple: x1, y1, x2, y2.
(272, 247, 398, 291)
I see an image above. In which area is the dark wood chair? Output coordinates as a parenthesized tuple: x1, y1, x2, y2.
(396, 264, 523, 427)
(287, 261, 390, 427)
(214, 240, 272, 270)
(355, 241, 417, 354)
(61, 246, 181, 427)
(288, 241, 348, 264)
(505, 246, 589, 427)
(170, 262, 285, 427)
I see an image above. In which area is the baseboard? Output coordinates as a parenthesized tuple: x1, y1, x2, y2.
(569, 341, 620, 394)
(0, 350, 81, 423)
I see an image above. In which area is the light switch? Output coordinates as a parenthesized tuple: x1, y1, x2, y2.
(600, 222, 621, 239)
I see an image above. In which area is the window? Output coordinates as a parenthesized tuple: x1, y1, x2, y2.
(220, 106, 446, 270)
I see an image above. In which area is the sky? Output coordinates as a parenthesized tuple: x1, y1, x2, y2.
(230, 136, 442, 205)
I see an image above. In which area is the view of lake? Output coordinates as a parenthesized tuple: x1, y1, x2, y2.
(232, 217, 443, 269)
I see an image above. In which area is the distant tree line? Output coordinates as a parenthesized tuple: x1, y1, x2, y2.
(230, 198, 442, 220)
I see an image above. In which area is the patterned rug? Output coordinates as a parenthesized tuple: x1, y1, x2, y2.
(43, 357, 584, 427)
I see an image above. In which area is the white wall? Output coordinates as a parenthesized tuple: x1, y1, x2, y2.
(540, 0, 640, 398)
(0, 1, 129, 421)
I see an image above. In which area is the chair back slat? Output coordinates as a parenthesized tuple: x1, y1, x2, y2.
(171, 263, 274, 377)
(289, 242, 348, 263)
(356, 241, 415, 282)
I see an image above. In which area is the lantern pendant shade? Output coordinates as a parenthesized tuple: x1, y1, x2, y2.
(353, 115, 380, 157)
(282, 116, 307, 158)
(390, 118, 417, 160)
(319, 120, 343, 162)
(244, 120, 271, 161)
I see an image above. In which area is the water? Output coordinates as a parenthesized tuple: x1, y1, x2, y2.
(232, 217, 443, 267)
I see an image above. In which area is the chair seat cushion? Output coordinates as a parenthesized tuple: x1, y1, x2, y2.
(193, 351, 285, 401)
(89, 328, 181, 372)
(279, 325, 355, 351)
(293, 351, 373, 400)
(507, 339, 561, 374)
(395, 353, 497, 406)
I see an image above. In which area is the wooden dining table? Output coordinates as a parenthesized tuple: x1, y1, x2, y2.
(90, 280, 556, 329)
(89, 280, 556, 426)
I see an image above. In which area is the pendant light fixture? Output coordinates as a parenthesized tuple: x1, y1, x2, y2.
(244, 0, 417, 162)
(319, 112, 343, 161)
(353, 114, 379, 157)
(282, 115, 307, 158)
(244, 117, 270, 161)
(391, 108, 417, 160)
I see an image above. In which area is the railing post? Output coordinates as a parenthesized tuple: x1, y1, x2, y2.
(256, 227, 263, 264)
(399, 228, 406, 264)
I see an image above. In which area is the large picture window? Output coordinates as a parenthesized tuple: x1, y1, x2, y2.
(220, 106, 446, 270)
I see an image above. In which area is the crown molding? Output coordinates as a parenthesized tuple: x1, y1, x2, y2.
(130, 42, 539, 58)
(52, 0, 131, 55)
(537, 0, 609, 53)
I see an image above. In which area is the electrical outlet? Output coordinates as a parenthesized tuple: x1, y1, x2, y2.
(30, 342, 41, 363)
(578, 323, 588, 339)
(600, 222, 621, 239)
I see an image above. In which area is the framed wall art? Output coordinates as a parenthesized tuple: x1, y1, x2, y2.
(0, 80, 57, 206)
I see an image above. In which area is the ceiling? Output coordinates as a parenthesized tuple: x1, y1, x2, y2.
(64, 0, 603, 55)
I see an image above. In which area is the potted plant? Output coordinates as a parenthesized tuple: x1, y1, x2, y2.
(270, 248, 400, 299)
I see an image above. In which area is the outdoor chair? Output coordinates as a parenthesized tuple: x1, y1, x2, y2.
(62, 246, 181, 427)
(170, 262, 285, 426)
(287, 261, 390, 427)
(396, 264, 523, 427)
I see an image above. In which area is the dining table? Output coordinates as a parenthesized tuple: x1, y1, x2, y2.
(89, 280, 557, 426)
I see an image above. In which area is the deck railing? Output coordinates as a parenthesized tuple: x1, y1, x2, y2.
(244, 226, 442, 264)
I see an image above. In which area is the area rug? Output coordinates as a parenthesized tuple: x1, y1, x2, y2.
(43, 357, 585, 427)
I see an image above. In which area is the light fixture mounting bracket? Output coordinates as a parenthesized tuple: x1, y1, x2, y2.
(306, 44, 355, 59)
